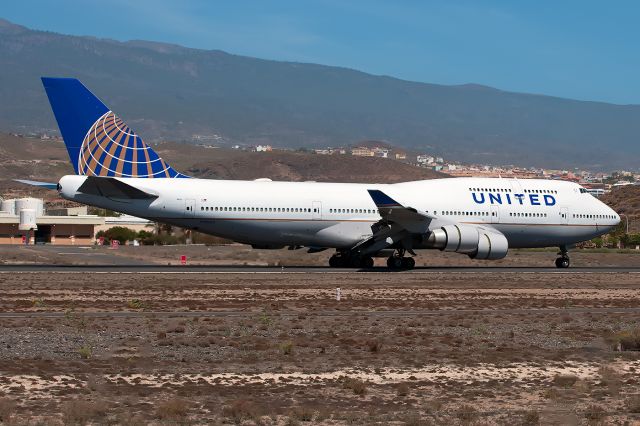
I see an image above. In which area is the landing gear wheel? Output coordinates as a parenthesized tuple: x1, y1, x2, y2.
(555, 245, 570, 269)
(401, 257, 416, 270)
(555, 257, 570, 268)
(329, 255, 342, 268)
(360, 257, 374, 268)
(387, 256, 403, 269)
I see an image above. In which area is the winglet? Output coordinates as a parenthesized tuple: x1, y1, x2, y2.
(367, 189, 403, 208)
(14, 179, 58, 190)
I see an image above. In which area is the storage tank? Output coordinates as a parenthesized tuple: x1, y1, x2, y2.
(15, 198, 44, 217)
(1, 198, 16, 215)
(19, 209, 37, 231)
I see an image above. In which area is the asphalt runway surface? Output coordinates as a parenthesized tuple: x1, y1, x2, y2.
(0, 264, 639, 273)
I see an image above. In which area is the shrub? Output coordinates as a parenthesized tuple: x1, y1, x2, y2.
(156, 398, 189, 420)
(127, 299, 145, 309)
(280, 341, 294, 355)
(522, 409, 540, 425)
(367, 339, 382, 353)
(396, 383, 410, 397)
(607, 328, 640, 351)
(222, 399, 258, 423)
(78, 345, 92, 359)
(290, 406, 314, 422)
(0, 398, 16, 422)
(32, 297, 46, 308)
(625, 395, 640, 413)
(61, 399, 107, 425)
(552, 374, 578, 388)
(598, 365, 622, 394)
(584, 404, 606, 423)
(96, 226, 138, 245)
(343, 377, 367, 396)
(456, 404, 478, 424)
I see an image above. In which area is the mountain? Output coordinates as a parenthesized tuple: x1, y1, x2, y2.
(1, 18, 639, 170)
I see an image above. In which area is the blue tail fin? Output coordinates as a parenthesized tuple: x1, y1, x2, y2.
(41, 77, 187, 178)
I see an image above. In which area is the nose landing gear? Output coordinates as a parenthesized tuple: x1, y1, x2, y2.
(555, 246, 570, 268)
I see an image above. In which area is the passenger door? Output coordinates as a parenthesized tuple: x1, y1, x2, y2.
(184, 199, 196, 217)
(312, 201, 322, 220)
(490, 205, 499, 224)
(560, 207, 569, 225)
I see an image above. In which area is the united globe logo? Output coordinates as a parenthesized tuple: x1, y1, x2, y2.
(78, 111, 181, 178)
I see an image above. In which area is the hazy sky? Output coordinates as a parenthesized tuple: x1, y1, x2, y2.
(4, 0, 639, 104)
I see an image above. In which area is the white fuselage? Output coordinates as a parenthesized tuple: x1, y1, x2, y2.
(58, 175, 619, 250)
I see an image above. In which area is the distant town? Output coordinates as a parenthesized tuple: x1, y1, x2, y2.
(228, 142, 639, 198)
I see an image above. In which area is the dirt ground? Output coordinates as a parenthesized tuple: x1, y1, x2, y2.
(1, 243, 639, 268)
(0, 248, 640, 424)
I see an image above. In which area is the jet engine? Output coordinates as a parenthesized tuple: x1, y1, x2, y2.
(423, 225, 508, 260)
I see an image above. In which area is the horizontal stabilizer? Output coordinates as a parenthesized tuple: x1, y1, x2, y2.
(77, 176, 158, 199)
(14, 179, 58, 190)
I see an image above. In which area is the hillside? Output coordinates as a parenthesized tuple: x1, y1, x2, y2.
(0, 133, 444, 201)
(1, 18, 639, 170)
(600, 186, 640, 233)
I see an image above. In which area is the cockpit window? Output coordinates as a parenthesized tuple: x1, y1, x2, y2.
(579, 188, 588, 194)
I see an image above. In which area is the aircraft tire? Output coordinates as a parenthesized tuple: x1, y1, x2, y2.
(387, 256, 403, 269)
(360, 257, 374, 268)
(329, 255, 342, 268)
(401, 257, 415, 270)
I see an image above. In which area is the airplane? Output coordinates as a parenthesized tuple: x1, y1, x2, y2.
(19, 77, 621, 269)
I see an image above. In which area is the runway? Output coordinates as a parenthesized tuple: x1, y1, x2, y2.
(0, 264, 638, 273)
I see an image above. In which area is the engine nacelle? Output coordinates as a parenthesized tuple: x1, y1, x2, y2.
(469, 230, 508, 260)
(424, 225, 508, 259)
(426, 224, 479, 254)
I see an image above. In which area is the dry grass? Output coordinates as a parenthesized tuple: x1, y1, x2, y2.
(456, 404, 478, 424)
(289, 406, 314, 422)
(156, 397, 190, 421)
(60, 399, 107, 425)
(222, 399, 259, 424)
(521, 409, 540, 425)
(366, 339, 383, 353)
(606, 328, 640, 351)
(625, 395, 640, 413)
(343, 377, 367, 396)
(280, 340, 294, 355)
(552, 374, 578, 388)
(0, 398, 16, 422)
(584, 404, 606, 424)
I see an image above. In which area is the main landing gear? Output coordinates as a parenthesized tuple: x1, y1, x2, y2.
(555, 246, 570, 268)
(328, 249, 416, 270)
(386, 249, 415, 270)
(329, 252, 374, 269)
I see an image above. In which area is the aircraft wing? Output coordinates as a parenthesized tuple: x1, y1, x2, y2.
(349, 189, 435, 256)
(367, 189, 434, 233)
